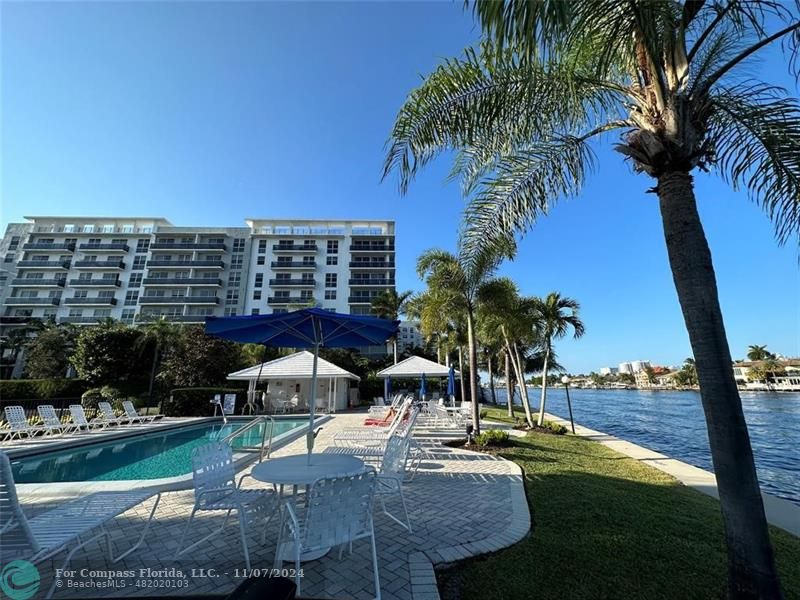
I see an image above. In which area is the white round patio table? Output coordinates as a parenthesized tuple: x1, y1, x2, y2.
(251, 454, 366, 562)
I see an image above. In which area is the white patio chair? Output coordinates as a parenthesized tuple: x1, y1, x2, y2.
(122, 401, 159, 424)
(0, 451, 161, 599)
(324, 407, 419, 461)
(273, 468, 381, 600)
(3, 406, 46, 441)
(94, 402, 128, 427)
(37, 405, 76, 436)
(368, 393, 404, 418)
(68, 405, 104, 431)
(177, 441, 277, 570)
(376, 435, 412, 532)
(270, 396, 287, 414)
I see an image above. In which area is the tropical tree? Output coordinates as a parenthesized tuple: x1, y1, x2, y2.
(0, 326, 32, 377)
(370, 289, 414, 363)
(70, 320, 144, 386)
(529, 293, 584, 426)
(383, 2, 800, 594)
(136, 317, 182, 406)
(22, 322, 76, 379)
(417, 246, 512, 432)
(746, 344, 774, 361)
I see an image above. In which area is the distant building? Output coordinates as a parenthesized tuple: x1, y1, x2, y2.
(618, 362, 633, 375)
(599, 367, 618, 376)
(634, 369, 652, 388)
(631, 360, 651, 372)
(397, 320, 424, 352)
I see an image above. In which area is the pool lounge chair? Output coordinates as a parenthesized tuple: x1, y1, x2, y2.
(0, 451, 161, 599)
(94, 401, 129, 427)
(334, 401, 417, 447)
(121, 401, 160, 424)
(68, 405, 105, 431)
(37, 405, 76, 436)
(2, 406, 47, 441)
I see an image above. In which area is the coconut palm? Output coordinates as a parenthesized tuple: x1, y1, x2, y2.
(383, 2, 799, 594)
(370, 289, 414, 363)
(529, 293, 584, 426)
(136, 316, 181, 407)
(417, 246, 512, 432)
(746, 344, 774, 361)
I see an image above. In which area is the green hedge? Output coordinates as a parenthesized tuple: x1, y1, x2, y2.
(0, 378, 89, 400)
(162, 387, 245, 417)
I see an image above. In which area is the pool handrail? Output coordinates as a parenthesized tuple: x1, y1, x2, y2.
(224, 415, 275, 462)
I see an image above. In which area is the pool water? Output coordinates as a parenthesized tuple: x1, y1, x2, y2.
(10, 418, 308, 483)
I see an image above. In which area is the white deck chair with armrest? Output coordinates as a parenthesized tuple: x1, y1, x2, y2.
(121, 401, 159, 424)
(37, 405, 76, 436)
(94, 401, 128, 427)
(368, 393, 404, 418)
(68, 405, 104, 431)
(333, 399, 413, 447)
(274, 468, 381, 600)
(0, 451, 161, 599)
(3, 406, 47, 441)
(177, 441, 278, 570)
(376, 435, 413, 532)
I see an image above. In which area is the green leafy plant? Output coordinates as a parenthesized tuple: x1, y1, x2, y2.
(162, 387, 245, 417)
(542, 420, 567, 435)
(474, 429, 510, 448)
(0, 378, 89, 400)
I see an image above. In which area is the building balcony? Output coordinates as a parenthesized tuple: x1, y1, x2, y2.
(161, 315, 209, 323)
(68, 279, 121, 287)
(73, 260, 126, 269)
(268, 278, 316, 287)
(267, 296, 313, 305)
(272, 244, 318, 253)
(146, 260, 225, 269)
(16, 260, 71, 269)
(59, 316, 112, 324)
(348, 279, 395, 286)
(349, 261, 396, 269)
(349, 244, 395, 252)
(150, 242, 226, 251)
(64, 297, 117, 306)
(10, 278, 66, 287)
(5, 297, 61, 306)
(348, 296, 379, 304)
(142, 277, 222, 286)
(22, 242, 75, 252)
(270, 261, 316, 269)
(78, 243, 130, 252)
(138, 296, 219, 305)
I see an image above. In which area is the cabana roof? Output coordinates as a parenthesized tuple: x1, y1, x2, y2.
(227, 350, 360, 381)
(376, 355, 459, 379)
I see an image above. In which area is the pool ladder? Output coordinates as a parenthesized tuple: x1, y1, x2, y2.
(224, 415, 275, 463)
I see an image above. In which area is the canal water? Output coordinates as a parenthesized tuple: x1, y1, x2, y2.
(493, 387, 800, 506)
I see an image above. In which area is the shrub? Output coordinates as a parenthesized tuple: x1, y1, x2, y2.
(542, 420, 568, 435)
(81, 387, 105, 411)
(162, 387, 244, 417)
(0, 378, 89, 400)
(474, 429, 510, 448)
(480, 409, 489, 420)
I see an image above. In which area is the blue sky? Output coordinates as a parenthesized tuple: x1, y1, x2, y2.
(2, 2, 797, 373)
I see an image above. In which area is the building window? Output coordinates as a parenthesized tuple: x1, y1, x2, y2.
(129, 273, 142, 288)
(98, 290, 114, 299)
(251, 308, 260, 315)
(325, 290, 336, 300)
(122, 225, 134, 233)
(258, 240, 267, 254)
(253, 291, 262, 300)
(224, 307, 237, 316)
(136, 239, 150, 253)
(103, 225, 115, 233)
(228, 273, 241, 286)
(326, 256, 337, 266)
(254, 274, 263, 288)
(230, 255, 243, 269)
(141, 226, 153, 234)
(232, 238, 245, 253)
(125, 291, 139, 306)
(121, 309, 135, 323)
(300, 290, 313, 300)
(325, 273, 337, 288)
(132, 256, 146, 270)
(9, 236, 20, 249)
(226, 291, 239, 305)
(4, 254, 14, 263)
(257, 256, 265, 265)
(326, 240, 338, 254)
(63, 224, 75, 233)
(83, 224, 95, 233)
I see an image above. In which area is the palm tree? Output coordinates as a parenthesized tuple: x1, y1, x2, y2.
(417, 246, 512, 433)
(746, 344, 774, 361)
(383, 3, 799, 594)
(529, 293, 584, 426)
(136, 317, 181, 407)
(370, 289, 414, 363)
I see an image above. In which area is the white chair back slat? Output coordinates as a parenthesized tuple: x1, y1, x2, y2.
(69, 405, 90, 427)
(191, 442, 236, 506)
(0, 452, 40, 554)
(380, 436, 410, 478)
(4, 406, 29, 432)
(37, 405, 62, 429)
(98, 402, 118, 421)
(121, 401, 139, 420)
(303, 469, 377, 551)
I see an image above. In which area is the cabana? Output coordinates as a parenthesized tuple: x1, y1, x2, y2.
(376, 355, 459, 399)
(227, 350, 360, 413)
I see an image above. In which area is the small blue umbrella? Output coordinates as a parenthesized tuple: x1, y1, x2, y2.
(447, 364, 456, 400)
(206, 308, 398, 464)
(419, 373, 427, 399)
(384, 376, 392, 400)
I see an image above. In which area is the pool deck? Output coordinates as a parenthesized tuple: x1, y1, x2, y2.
(9, 412, 529, 600)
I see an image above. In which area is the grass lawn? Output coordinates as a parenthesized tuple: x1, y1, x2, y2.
(440, 408, 800, 600)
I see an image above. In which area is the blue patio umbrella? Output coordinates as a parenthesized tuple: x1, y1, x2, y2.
(447, 364, 456, 401)
(384, 376, 392, 400)
(419, 373, 427, 399)
(206, 308, 398, 464)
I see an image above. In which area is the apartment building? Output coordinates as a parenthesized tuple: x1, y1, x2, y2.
(0, 216, 395, 326)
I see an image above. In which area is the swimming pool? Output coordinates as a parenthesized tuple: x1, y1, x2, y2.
(10, 418, 308, 483)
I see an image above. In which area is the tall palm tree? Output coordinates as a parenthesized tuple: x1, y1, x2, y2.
(136, 317, 181, 407)
(529, 293, 585, 426)
(417, 246, 512, 433)
(746, 344, 774, 361)
(370, 289, 414, 363)
(383, 2, 799, 594)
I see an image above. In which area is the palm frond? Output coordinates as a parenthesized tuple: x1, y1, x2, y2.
(707, 82, 800, 244)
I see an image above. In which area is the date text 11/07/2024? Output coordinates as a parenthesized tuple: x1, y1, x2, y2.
(193, 568, 305, 579)
(54, 568, 304, 580)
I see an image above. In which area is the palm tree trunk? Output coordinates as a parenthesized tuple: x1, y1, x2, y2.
(536, 344, 550, 427)
(504, 335, 533, 427)
(458, 346, 466, 405)
(505, 350, 514, 419)
(466, 309, 481, 434)
(148, 345, 160, 407)
(487, 353, 497, 404)
(657, 171, 781, 599)
(393, 339, 398, 364)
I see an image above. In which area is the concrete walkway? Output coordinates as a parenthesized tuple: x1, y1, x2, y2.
(497, 412, 799, 537)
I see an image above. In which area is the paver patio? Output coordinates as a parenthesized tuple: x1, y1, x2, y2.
(11, 413, 529, 600)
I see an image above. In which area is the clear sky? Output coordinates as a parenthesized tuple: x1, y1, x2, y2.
(2, 1, 798, 373)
